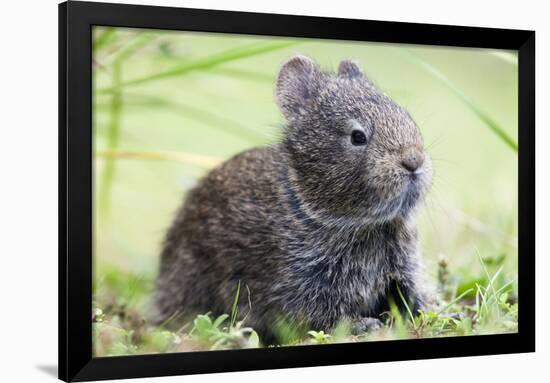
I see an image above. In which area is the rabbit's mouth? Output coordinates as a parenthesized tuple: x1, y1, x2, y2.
(395, 170, 430, 213)
(372, 171, 430, 221)
(402, 178, 423, 205)
(407, 169, 425, 182)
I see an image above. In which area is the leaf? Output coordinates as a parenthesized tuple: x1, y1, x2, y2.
(193, 314, 213, 334)
(247, 330, 260, 348)
(499, 291, 509, 304)
(213, 314, 229, 329)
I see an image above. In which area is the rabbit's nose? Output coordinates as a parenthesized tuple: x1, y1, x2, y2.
(401, 148, 425, 173)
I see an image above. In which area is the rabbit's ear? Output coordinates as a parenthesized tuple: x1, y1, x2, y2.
(338, 59, 363, 79)
(276, 55, 318, 119)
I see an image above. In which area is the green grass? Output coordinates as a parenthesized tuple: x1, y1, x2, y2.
(93, 253, 516, 355)
(96, 39, 299, 93)
(92, 27, 518, 356)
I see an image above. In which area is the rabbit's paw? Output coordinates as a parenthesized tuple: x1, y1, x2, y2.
(351, 317, 384, 335)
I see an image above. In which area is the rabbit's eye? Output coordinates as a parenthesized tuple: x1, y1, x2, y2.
(351, 130, 367, 146)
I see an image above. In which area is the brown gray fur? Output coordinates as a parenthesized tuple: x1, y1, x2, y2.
(153, 55, 433, 342)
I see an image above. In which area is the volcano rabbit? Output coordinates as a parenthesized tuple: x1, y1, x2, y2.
(153, 55, 433, 343)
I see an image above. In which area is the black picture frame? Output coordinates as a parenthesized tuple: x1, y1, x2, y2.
(59, 1, 535, 381)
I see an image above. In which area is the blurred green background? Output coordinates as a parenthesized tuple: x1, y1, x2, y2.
(92, 27, 518, 356)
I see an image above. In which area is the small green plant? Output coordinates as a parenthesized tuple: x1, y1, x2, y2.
(188, 282, 260, 350)
(307, 330, 332, 344)
(190, 313, 229, 343)
(382, 251, 517, 340)
(189, 313, 259, 350)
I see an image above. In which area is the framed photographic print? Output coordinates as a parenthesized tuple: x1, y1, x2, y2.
(59, 1, 535, 381)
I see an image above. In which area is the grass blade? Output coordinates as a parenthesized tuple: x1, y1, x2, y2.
(476, 249, 502, 300)
(436, 288, 474, 316)
(109, 33, 159, 64)
(396, 285, 416, 328)
(97, 39, 299, 93)
(95, 149, 222, 169)
(397, 49, 518, 152)
(492, 279, 515, 297)
(117, 93, 269, 143)
(211, 67, 274, 83)
(98, 60, 122, 218)
(230, 281, 242, 329)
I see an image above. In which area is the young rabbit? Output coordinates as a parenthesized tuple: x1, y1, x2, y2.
(153, 55, 432, 343)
